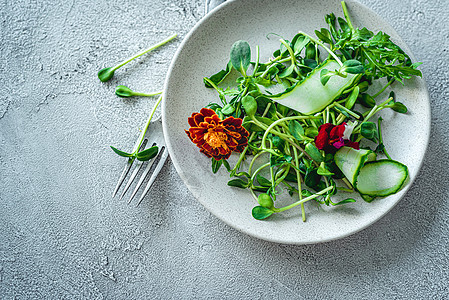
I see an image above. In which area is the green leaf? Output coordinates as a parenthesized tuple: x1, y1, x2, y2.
(288, 120, 305, 141)
(255, 96, 276, 118)
(227, 178, 248, 189)
(305, 143, 324, 163)
(353, 27, 373, 41)
(359, 93, 376, 108)
(256, 174, 272, 187)
(305, 127, 319, 138)
(254, 116, 274, 127)
(204, 61, 232, 88)
(115, 85, 134, 98)
(98, 67, 115, 82)
(241, 95, 257, 117)
(315, 28, 332, 44)
(110, 146, 134, 158)
(278, 64, 295, 78)
(389, 102, 408, 113)
(357, 81, 369, 93)
(331, 198, 356, 205)
(136, 146, 159, 161)
(292, 35, 310, 54)
(270, 153, 292, 167)
(222, 159, 231, 172)
(257, 193, 274, 208)
(230, 40, 251, 75)
(221, 104, 235, 115)
(304, 167, 321, 189)
(317, 162, 334, 176)
(271, 135, 285, 152)
(305, 43, 316, 60)
(360, 122, 378, 141)
(252, 206, 274, 220)
(320, 69, 333, 86)
(276, 104, 290, 116)
(342, 59, 364, 74)
(303, 59, 318, 69)
(337, 17, 350, 35)
(345, 86, 359, 109)
(211, 158, 223, 174)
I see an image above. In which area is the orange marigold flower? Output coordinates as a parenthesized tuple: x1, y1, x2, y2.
(185, 108, 249, 160)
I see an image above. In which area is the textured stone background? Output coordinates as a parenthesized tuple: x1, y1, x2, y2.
(0, 0, 448, 299)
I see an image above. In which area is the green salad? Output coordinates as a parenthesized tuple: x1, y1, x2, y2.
(185, 1, 422, 221)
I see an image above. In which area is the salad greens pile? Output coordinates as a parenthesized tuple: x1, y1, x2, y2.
(202, 1, 422, 220)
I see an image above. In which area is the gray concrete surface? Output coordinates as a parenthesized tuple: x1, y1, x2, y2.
(0, 0, 448, 299)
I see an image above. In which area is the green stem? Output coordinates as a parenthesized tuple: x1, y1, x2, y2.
(372, 78, 395, 99)
(341, 1, 354, 31)
(342, 178, 353, 190)
(253, 45, 260, 75)
(334, 102, 360, 119)
(133, 94, 163, 153)
(277, 186, 334, 212)
(260, 116, 320, 147)
(231, 103, 272, 174)
(248, 151, 266, 174)
(292, 147, 306, 221)
(133, 91, 163, 97)
(112, 33, 177, 71)
(378, 117, 392, 159)
(280, 39, 297, 65)
(203, 77, 223, 95)
(250, 162, 271, 185)
(298, 31, 343, 66)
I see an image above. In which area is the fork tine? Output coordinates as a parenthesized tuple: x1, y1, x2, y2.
(119, 141, 154, 200)
(136, 147, 168, 207)
(127, 155, 157, 204)
(112, 158, 134, 197)
(112, 139, 148, 198)
(119, 161, 144, 200)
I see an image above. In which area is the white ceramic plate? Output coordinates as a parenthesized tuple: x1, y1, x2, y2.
(162, 0, 430, 244)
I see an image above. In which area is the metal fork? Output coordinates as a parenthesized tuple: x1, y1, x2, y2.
(112, 116, 168, 206)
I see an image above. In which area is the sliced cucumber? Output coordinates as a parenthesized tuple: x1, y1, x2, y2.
(265, 60, 360, 115)
(356, 160, 409, 197)
(334, 147, 377, 185)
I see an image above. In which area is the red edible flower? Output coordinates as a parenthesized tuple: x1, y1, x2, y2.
(314, 122, 359, 152)
(185, 108, 249, 160)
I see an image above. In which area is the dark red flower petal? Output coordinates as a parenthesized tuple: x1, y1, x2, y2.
(315, 130, 329, 150)
(200, 108, 216, 117)
(222, 116, 242, 127)
(345, 140, 360, 150)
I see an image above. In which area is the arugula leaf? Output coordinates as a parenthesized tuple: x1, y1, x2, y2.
(204, 61, 233, 88)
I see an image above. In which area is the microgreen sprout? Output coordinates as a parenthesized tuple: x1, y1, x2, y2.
(115, 85, 162, 98)
(110, 95, 163, 161)
(98, 33, 177, 82)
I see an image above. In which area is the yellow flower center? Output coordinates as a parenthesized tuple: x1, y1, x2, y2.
(204, 129, 228, 150)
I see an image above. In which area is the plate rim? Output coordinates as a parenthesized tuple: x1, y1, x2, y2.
(162, 0, 431, 244)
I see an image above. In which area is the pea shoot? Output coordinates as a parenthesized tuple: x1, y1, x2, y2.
(98, 33, 177, 82)
(110, 95, 163, 161)
(115, 85, 162, 98)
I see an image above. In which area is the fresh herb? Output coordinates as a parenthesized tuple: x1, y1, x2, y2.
(115, 85, 162, 98)
(110, 95, 163, 162)
(98, 33, 177, 82)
